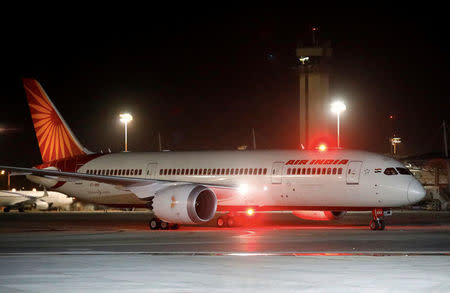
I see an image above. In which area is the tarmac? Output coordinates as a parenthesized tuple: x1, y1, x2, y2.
(0, 210, 449, 292)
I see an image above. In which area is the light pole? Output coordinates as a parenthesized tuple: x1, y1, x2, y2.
(331, 101, 346, 148)
(119, 113, 133, 152)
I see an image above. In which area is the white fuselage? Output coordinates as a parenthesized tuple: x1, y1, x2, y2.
(0, 190, 74, 209)
(27, 150, 425, 211)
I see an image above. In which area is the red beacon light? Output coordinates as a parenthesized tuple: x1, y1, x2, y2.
(317, 144, 327, 152)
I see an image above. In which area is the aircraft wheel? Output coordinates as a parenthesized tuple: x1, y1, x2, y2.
(217, 216, 226, 228)
(149, 219, 160, 230)
(369, 219, 379, 231)
(3, 207, 10, 213)
(160, 221, 169, 230)
(227, 216, 235, 227)
(170, 224, 180, 230)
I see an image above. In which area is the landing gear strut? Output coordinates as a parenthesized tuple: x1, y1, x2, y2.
(149, 218, 179, 230)
(369, 208, 386, 230)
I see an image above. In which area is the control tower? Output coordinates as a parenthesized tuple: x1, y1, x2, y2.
(297, 30, 333, 149)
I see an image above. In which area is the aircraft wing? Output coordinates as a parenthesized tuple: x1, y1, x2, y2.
(0, 166, 237, 199)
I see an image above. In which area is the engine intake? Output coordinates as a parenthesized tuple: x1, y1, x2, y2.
(152, 184, 217, 224)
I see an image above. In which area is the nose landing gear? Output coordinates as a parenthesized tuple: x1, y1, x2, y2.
(369, 208, 386, 230)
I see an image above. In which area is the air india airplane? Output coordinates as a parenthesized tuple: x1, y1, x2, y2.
(0, 79, 426, 230)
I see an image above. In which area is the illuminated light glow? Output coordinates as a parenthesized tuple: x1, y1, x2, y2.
(263, 186, 268, 191)
(238, 184, 249, 195)
(247, 208, 254, 216)
(119, 113, 133, 124)
(331, 100, 346, 148)
(330, 101, 346, 114)
(32, 188, 37, 192)
(0, 170, 4, 175)
(299, 56, 310, 64)
(11, 188, 16, 192)
(318, 144, 327, 151)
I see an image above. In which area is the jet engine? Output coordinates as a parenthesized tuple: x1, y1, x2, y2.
(292, 210, 346, 221)
(151, 184, 217, 224)
(34, 199, 49, 210)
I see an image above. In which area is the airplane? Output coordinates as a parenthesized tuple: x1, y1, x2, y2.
(0, 79, 426, 230)
(0, 188, 74, 212)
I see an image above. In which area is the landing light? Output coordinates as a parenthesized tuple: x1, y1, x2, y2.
(247, 208, 254, 216)
(318, 144, 327, 151)
(238, 184, 249, 195)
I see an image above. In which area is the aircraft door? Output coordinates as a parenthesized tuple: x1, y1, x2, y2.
(271, 162, 284, 184)
(145, 163, 158, 179)
(346, 161, 362, 184)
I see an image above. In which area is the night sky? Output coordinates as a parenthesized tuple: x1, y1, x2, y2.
(1, 6, 449, 167)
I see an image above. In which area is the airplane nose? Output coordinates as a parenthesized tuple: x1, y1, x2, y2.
(407, 179, 426, 204)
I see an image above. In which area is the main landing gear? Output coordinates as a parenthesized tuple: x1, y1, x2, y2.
(149, 217, 179, 230)
(369, 208, 386, 230)
(216, 214, 237, 228)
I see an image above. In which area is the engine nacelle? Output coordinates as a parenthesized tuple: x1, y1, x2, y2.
(152, 184, 217, 224)
(292, 210, 346, 221)
(34, 199, 49, 210)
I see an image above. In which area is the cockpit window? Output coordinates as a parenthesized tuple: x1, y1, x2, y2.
(396, 167, 412, 175)
(384, 168, 398, 175)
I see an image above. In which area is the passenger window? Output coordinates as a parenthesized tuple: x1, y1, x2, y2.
(263, 168, 267, 175)
(384, 168, 398, 175)
(139, 169, 142, 175)
(332, 168, 337, 175)
(297, 168, 301, 175)
(159, 169, 163, 175)
(259, 168, 262, 175)
(287, 168, 291, 175)
(302, 168, 306, 175)
(230, 169, 234, 175)
(312, 168, 316, 175)
(338, 168, 342, 175)
(126, 170, 130, 175)
(327, 168, 331, 175)
(307, 168, 311, 175)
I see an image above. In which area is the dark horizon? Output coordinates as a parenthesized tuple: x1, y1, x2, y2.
(1, 7, 449, 166)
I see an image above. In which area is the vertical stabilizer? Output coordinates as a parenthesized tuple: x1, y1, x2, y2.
(23, 78, 91, 162)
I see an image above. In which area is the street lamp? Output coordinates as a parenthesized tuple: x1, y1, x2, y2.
(119, 113, 133, 152)
(331, 101, 346, 148)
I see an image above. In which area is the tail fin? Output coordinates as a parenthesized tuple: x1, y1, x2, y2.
(23, 78, 91, 163)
